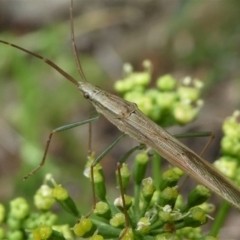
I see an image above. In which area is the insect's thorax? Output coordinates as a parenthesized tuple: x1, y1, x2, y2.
(92, 89, 137, 120)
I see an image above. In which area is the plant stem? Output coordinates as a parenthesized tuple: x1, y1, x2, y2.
(152, 152, 161, 188)
(210, 201, 231, 236)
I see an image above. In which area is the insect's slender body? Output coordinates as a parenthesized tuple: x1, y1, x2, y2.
(0, 0, 240, 213)
(80, 81, 240, 211)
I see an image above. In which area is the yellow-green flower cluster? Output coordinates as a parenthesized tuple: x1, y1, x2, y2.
(0, 175, 75, 240)
(114, 61, 204, 127)
(214, 110, 240, 184)
(77, 151, 213, 239)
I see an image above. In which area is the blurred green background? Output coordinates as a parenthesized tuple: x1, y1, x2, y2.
(0, 0, 240, 238)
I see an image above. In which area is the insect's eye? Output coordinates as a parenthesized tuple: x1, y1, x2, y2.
(84, 92, 90, 99)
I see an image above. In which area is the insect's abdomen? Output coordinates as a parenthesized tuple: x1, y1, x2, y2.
(119, 107, 240, 210)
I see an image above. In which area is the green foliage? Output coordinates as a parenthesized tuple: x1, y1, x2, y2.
(2, 64, 237, 239)
(1, 1, 239, 238)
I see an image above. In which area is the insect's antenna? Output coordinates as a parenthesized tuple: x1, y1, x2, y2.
(0, 40, 79, 87)
(70, 0, 88, 83)
(88, 121, 92, 154)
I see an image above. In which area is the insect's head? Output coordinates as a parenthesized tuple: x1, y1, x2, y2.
(78, 82, 101, 101)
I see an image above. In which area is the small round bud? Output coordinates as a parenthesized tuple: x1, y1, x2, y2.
(52, 185, 69, 201)
(184, 207, 207, 227)
(156, 74, 176, 91)
(114, 195, 132, 211)
(89, 235, 104, 240)
(9, 197, 30, 220)
(159, 187, 178, 206)
(136, 217, 150, 234)
(73, 218, 96, 238)
(94, 201, 111, 219)
(109, 213, 125, 228)
(34, 185, 55, 210)
(32, 226, 52, 240)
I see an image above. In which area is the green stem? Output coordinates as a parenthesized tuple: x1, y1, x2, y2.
(134, 183, 141, 219)
(152, 152, 161, 188)
(210, 201, 231, 237)
(91, 216, 121, 238)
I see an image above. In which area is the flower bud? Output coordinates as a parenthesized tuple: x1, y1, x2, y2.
(173, 102, 198, 124)
(136, 217, 150, 234)
(182, 185, 211, 211)
(184, 207, 207, 227)
(34, 185, 55, 211)
(32, 226, 52, 240)
(156, 74, 176, 91)
(52, 185, 69, 201)
(133, 152, 149, 185)
(116, 163, 130, 191)
(142, 177, 155, 202)
(159, 187, 178, 207)
(94, 201, 111, 219)
(73, 218, 97, 238)
(114, 195, 132, 211)
(159, 168, 182, 191)
(93, 169, 106, 201)
(9, 197, 30, 220)
(51, 182, 80, 217)
(109, 213, 125, 228)
(89, 235, 104, 240)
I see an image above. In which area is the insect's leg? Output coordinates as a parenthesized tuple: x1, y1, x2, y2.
(175, 131, 215, 190)
(116, 163, 130, 240)
(116, 144, 145, 239)
(118, 144, 145, 165)
(198, 132, 215, 157)
(88, 118, 93, 155)
(85, 133, 126, 215)
(87, 112, 98, 155)
(174, 131, 215, 157)
(23, 116, 99, 180)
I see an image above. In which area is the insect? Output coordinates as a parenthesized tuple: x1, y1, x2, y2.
(1, 0, 240, 215)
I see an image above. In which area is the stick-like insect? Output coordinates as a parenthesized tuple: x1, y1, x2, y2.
(1, 0, 240, 212)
